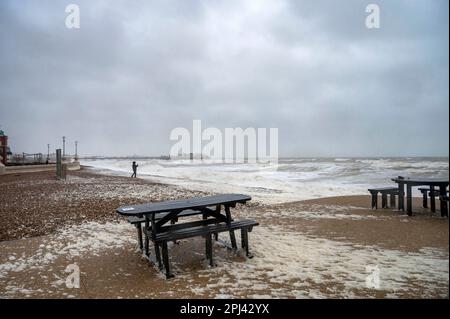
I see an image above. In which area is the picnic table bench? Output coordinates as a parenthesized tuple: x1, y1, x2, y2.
(116, 194, 258, 278)
(127, 209, 201, 251)
(440, 195, 449, 217)
(368, 187, 399, 209)
(418, 187, 448, 209)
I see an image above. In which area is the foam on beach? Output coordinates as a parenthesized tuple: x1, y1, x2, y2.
(0, 220, 448, 298)
(169, 225, 449, 298)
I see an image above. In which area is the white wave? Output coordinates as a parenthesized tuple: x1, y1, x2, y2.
(82, 158, 449, 204)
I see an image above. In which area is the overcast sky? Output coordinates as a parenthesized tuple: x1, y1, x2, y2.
(0, 0, 448, 157)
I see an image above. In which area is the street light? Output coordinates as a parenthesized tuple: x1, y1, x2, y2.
(47, 144, 50, 162)
(75, 141, 78, 160)
(62, 136, 66, 159)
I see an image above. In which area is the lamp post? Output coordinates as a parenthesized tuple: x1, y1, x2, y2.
(47, 144, 50, 162)
(62, 136, 66, 160)
(75, 141, 78, 161)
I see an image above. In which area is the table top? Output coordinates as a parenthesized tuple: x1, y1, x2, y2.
(368, 186, 399, 191)
(116, 193, 252, 216)
(391, 177, 450, 185)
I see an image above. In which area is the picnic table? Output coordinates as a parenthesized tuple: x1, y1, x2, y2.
(391, 177, 449, 216)
(116, 194, 258, 278)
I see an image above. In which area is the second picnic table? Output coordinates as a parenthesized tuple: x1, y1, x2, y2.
(116, 194, 258, 278)
(391, 177, 449, 216)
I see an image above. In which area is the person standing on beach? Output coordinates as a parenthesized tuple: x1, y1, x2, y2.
(131, 161, 138, 178)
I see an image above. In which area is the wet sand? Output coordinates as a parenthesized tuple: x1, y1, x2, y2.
(0, 168, 448, 298)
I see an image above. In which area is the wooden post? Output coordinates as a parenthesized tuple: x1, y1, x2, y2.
(144, 216, 150, 257)
(430, 185, 436, 212)
(390, 193, 396, 208)
(370, 191, 378, 209)
(151, 214, 163, 269)
(406, 184, 412, 216)
(439, 185, 448, 217)
(205, 233, 214, 267)
(241, 228, 252, 258)
(381, 193, 387, 208)
(421, 189, 428, 208)
(225, 205, 237, 250)
(154, 243, 162, 270)
(56, 149, 62, 179)
(398, 181, 405, 211)
(136, 223, 143, 251)
(161, 241, 173, 278)
(214, 205, 220, 241)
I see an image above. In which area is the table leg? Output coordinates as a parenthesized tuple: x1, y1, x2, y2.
(381, 193, 387, 208)
(421, 190, 428, 208)
(241, 228, 252, 258)
(150, 214, 163, 269)
(161, 241, 174, 278)
(406, 184, 412, 216)
(430, 185, 436, 212)
(370, 191, 377, 209)
(144, 217, 150, 257)
(154, 243, 163, 270)
(214, 205, 220, 241)
(439, 185, 448, 217)
(390, 193, 396, 208)
(170, 219, 178, 245)
(136, 224, 143, 251)
(225, 205, 237, 250)
(205, 233, 214, 267)
(398, 182, 405, 211)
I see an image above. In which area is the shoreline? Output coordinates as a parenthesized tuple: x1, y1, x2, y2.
(0, 166, 439, 242)
(0, 167, 448, 298)
(81, 164, 440, 206)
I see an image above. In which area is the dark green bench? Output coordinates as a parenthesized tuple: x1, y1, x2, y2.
(418, 187, 441, 209)
(418, 187, 449, 213)
(368, 187, 399, 209)
(127, 209, 201, 250)
(439, 195, 449, 217)
(146, 219, 259, 278)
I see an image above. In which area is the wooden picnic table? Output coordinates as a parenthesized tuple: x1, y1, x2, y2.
(116, 194, 257, 278)
(391, 177, 449, 216)
(117, 194, 251, 216)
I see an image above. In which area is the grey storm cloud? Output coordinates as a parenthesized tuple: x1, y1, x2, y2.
(0, 0, 448, 157)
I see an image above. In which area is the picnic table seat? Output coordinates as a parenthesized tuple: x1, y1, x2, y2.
(439, 195, 449, 217)
(368, 187, 399, 209)
(127, 209, 201, 250)
(418, 187, 441, 209)
(145, 219, 259, 278)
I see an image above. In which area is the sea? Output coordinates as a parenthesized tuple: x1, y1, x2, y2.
(81, 157, 449, 204)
